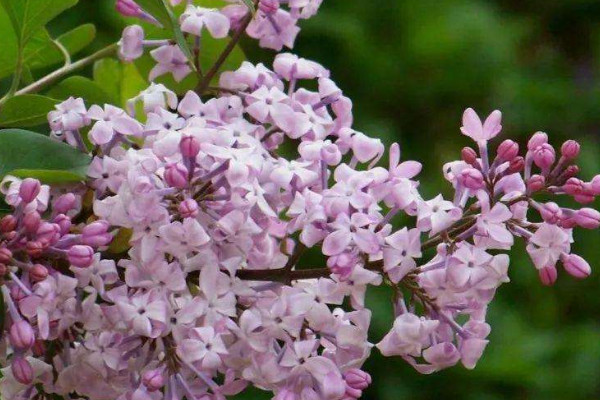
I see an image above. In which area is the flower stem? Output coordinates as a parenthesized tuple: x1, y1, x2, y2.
(13, 43, 119, 97)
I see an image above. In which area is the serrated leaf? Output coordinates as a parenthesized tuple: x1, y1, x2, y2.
(0, 94, 58, 127)
(0, 129, 91, 181)
(135, 0, 196, 68)
(47, 76, 116, 106)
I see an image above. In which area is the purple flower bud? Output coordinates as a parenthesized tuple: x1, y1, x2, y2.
(26, 241, 44, 258)
(460, 168, 484, 190)
(591, 175, 600, 195)
(30, 264, 49, 283)
(10, 320, 35, 350)
(461, 147, 478, 166)
(82, 220, 112, 247)
(539, 202, 561, 224)
(527, 131, 548, 151)
(53, 214, 72, 235)
(119, 25, 145, 62)
(563, 178, 584, 195)
(344, 369, 372, 390)
(142, 369, 164, 391)
(12, 357, 33, 385)
(561, 254, 591, 279)
(116, 0, 142, 17)
(574, 208, 600, 229)
(23, 212, 41, 233)
(68, 245, 94, 268)
(527, 175, 545, 193)
(497, 139, 519, 161)
(19, 178, 41, 204)
(164, 163, 188, 189)
(532, 143, 555, 170)
(0, 247, 12, 264)
(539, 265, 557, 286)
(0, 215, 17, 233)
(180, 135, 200, 158)
(36, 223, 61, 247)
(53, 193, 77, 214)
(560, 140, 580, 160)
(179, 199, 199, 219)
(560, 165, 579, 182)
(259, 0, 280, 14)
(508, 156, 524, 173)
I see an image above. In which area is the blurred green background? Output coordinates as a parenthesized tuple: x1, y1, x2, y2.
(45, 0, 600, 398)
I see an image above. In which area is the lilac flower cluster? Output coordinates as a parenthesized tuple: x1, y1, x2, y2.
(1, 1, 599, 399)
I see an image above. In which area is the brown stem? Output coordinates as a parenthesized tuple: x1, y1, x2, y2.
(195, 11, 254, 94)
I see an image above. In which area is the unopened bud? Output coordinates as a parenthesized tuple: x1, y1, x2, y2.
(10, 320, 35, 350)
(461, 147, 478, 166)
(67, 245, 94, 268)
(36, 223, 60, 247)
(508, 156, 524, 173)
(29, 264, 48, 282)
(53, 193, 77, 214)
(561, 253, 591, 279)
(460, 168, 484, 190)
(53, 214, 72, 235)
(82, 220, 112, 247)
(164, 163, 188, 189)
(12, 357, 34, 385)
(539, 265, 557, 286)
(527, 131, 548, 150)
(26, 241, 44, 258)
(23, 212, 41, 233)
(539, 202, 561, 224)
(0, 215, 17, 233)
(591, 175, 600, 195)
(179, 199, 199, 219)
(259, 0, 280, 14)
(532, 143, 555, 170)
(142, 369, 164, 392)
(563, 178, 584, 196)
(574, 208, 600, 229)
(496, 139, 519, 161)
(180, 136, 201, 158)
(560, 140, 580, 160)
(344, 369, 372, 391)
(527, 175, 545, 193)
(116, 0, 142, 17)
(0, 247, 12, 264)
(19, 178, 41, 204)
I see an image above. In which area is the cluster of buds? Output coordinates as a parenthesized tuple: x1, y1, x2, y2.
(0, 177, 114, 390)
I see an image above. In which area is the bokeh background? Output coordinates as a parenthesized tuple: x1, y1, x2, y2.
(47, 0, 600, 398)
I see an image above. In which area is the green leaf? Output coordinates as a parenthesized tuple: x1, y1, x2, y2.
(11, 168, 86, 183)
(241, 0, 255, 14)
(0, 129, 91, 181)
(47, 76, 116, 106)
(0, 94, 58, 127)
(94, 58, 123, 106)
(135, 0, 196, 67)
(0, 0, 77, 44)
(0, 8, 95, 80)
